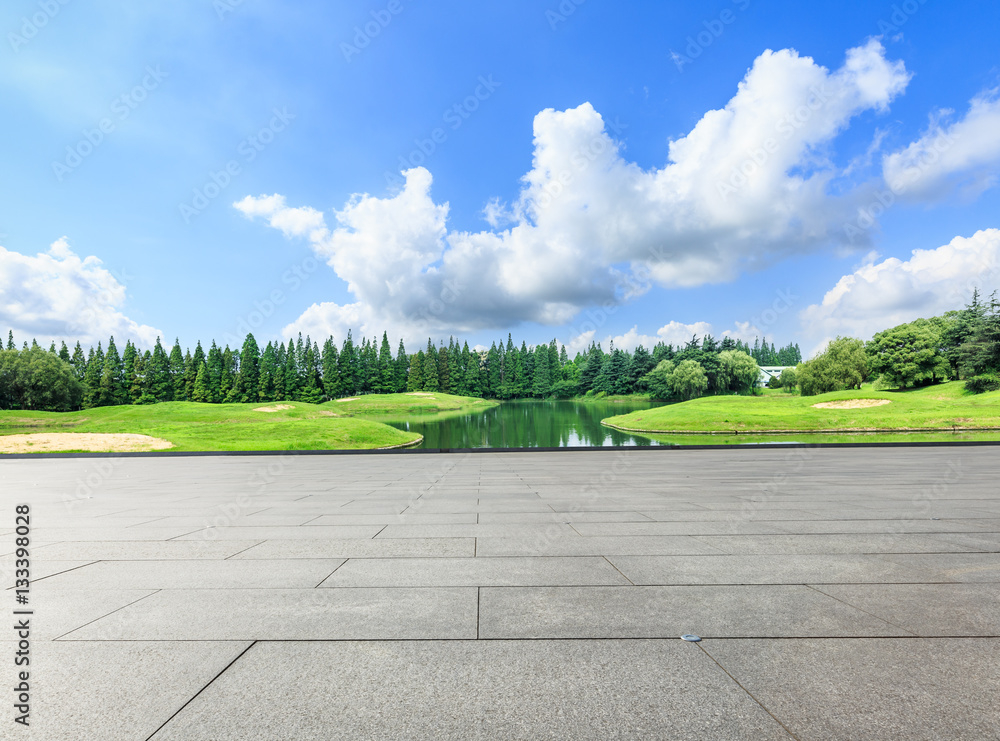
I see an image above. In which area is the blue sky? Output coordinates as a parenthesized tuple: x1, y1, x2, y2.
(2, 0, 1000, 357)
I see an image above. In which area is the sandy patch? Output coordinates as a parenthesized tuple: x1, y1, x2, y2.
(812, 399, 891, 410)
(0, 433, 173, 454)
(317, 411, 340, 417)
(405, 392, 435, 396)
(335, 397, 361, 403)
(253, 404, 294, 412)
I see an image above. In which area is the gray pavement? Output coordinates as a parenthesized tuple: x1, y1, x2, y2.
(2, 446, 999, 739)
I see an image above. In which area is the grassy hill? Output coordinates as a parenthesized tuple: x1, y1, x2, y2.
(602, 382, 1000, 434)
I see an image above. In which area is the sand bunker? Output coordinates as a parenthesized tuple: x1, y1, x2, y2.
(253, 404, 294, 412)
(335, 397, 360, 403)
(0, 433, 173, 454)
(405, 392, 435, 396)
(812, 399, 891, 410)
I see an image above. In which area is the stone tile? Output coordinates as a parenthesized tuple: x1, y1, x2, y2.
(16, 641, 250, 741)
(770, 519, 996, 535)
(27, 540, 265, 561)
(925, 531, 1000, 551)
(230, 538, 476, 559)
(608, 554, 941, 585)
(478, 585, 904, 639)
(150, 640, 792, 741)
(0, 589, 155, 641)
(376, 523, 578, 539)
(173, 525, 383, 540)
(572, 521, 790, 536)
(305, 513, 479, 525)
(40, 559, 345, 590)
(321, 557, 629, 587)
(812, 583, 1000, 636)
(476, 511, 653, 524)
(878, 553, 1000, 582)
(692, 534, 973, 555)
(475, 535, 726, 557)
(703, 638, 1000, 741)
(63, 587, 478, 640)
(1, 559, 95, 588)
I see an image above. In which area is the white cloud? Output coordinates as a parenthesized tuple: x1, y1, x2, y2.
(0, 238, 162, 348)
(238, 41, 998, 344)
(800, 228, 1000, 353)
(565, 320, 767, 355)
(883, 90, 1000, 201)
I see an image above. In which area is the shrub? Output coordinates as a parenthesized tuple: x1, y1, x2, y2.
(965, 373, 1000, 394)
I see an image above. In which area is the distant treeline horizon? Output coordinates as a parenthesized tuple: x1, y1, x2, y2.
(0, 329, 801, 411)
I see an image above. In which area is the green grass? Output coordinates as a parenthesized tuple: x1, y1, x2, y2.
(0, 400, 426, 452)
(602, 382, 1000, 435)
(323, 391, 498, 420)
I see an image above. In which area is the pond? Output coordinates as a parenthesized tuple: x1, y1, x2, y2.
(381, 399, 670, 448)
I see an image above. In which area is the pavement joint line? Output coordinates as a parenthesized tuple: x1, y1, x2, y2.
(696, 641, 803, 741)
(803, 584, 921, 636)
(476, 587, 481, 639)
(602, 555, 635, 586)
(52, 589, 162, 641)
(51, 635, 998, 643)
(7, 560, 101, 589)
(371, 525, 388, 540)
(144, 640, 258, 741)
(222, 541, 268, 560)
(298, 515, 324, 525)
(165, 527, 211, 541)
(315, 559, 348, 587)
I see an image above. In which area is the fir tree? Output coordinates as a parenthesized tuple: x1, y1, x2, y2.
(192, 363, 210, 402)
(206, 342, 223, 402)
(322, 339, 342, 399)
(393, 339, 408, 392)
(377, 332, 394, 393)
(58, 341, 71, 363)
(407, 351, 424, 391)
(169, 339, 187, 401)
(98, 336, 125, 406)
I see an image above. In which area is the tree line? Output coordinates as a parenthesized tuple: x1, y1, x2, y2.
(775, 290, 1000, 395)
(0, 328, 801, 412)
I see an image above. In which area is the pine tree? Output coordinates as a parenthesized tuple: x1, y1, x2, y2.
(169, 339, 187, 401)
(83, 343, 104, 407)
(219, 347, 236, 402)
(5, 331, 13, 350)
(300, 342, 325, 403)
(98, 336, 125, 406)
(206, 342, 223, 402)
(532, 343, 551, 397)
(185, 342, 206, 401)
(192, 363, 210, 402)
(339, 331, 357, 395)
(150, 338, 172, 401)
(233, 333, 260, 403)
(257, 342, 278, 402)
(407, 351, 424, 391)
(322, 339, 342, 399)
(58, 341, 71, 363)
(423, 340, 439, 391)
(70, 342, 86, 382)
(284, 339, 301, 400)
(377, 332, 393, 393)
(393, 339, 408, 392)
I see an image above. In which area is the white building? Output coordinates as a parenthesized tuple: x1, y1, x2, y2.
(758, 366, 793, 386)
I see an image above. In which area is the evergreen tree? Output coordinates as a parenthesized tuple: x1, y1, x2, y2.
(407, 351, 425, 391)
(83, 343, 104, 407)
(169, 339, 186, 401)
(98, 336, 125, 406)
(284, 339, 302, 401)
(532, 343, 551, 397)
(300, 342, 325, 403)
(58, 341, 71, 363)
(69, 342, 86, 383)
(423, 340, 439, 391)
(185, 342, 206, 401)
(486, 343, 501, 397)
(339, 331, 357, 395)
(377, 332, 394, 393)
(463, 350, 483, 396)
(192, 363, 211, 402)
(233, 333, 260, 403)
(437, 343, 450, 393)
(393, 339, 408, 392)
(150, 338, 173, 402)
(206, 342, 223, 402)
(5, 331, 13, 351)
(322, 339, 342, 399)
(219, 347, 236, 402)
(257, 342, 278, 402)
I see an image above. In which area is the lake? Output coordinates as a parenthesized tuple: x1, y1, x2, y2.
(382, 399, 669, 448)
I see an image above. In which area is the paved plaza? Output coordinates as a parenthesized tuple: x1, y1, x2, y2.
(2, 446, 999, 739)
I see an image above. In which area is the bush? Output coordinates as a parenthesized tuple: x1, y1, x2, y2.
(965, 373, 1000, 394)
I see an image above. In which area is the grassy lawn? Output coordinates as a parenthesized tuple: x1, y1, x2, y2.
(0, 400, 427, 453)
(324, 392, 498, 420)
(602, 382, 1000, 434)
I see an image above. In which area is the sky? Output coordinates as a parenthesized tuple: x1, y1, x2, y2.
(2, 0, 1000, 358)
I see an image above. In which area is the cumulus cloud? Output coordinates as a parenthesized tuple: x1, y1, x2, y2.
(565, 320, 767, 355)
(883, 90, 1000, 201)
(0, 238, 162, 348)
(800, 228, 1000, 354)
(236, 40, 1000, 343)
